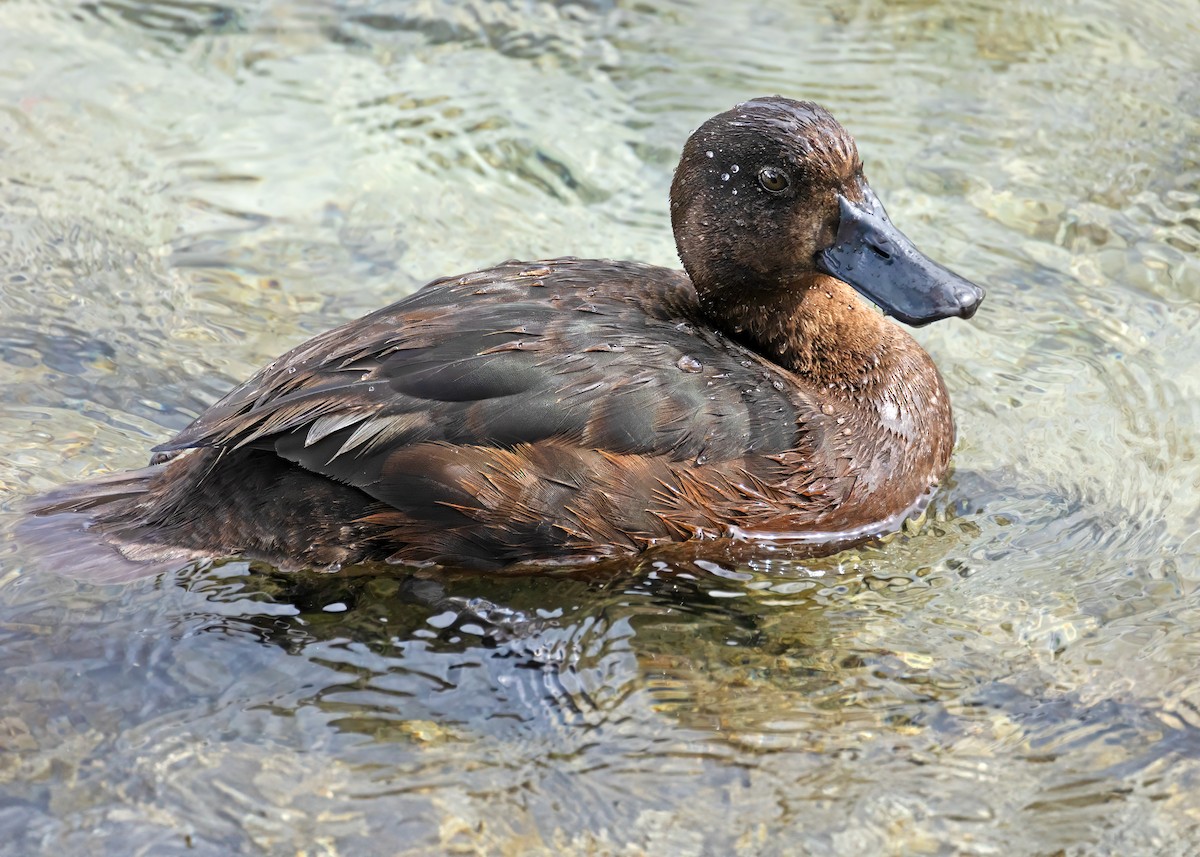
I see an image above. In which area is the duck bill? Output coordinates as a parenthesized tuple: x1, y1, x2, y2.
(817, 190, 984, 326)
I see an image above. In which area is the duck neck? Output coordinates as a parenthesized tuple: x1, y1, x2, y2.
(701, 273, 898, 395)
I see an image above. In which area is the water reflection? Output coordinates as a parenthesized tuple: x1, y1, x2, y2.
(9, 529, 1198, 853)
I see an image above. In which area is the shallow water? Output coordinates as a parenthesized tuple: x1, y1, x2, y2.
(2, 0, 1199, 853)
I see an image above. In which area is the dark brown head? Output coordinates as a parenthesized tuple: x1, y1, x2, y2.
(670, 97, 984, 328)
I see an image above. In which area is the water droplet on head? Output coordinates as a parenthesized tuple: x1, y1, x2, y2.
(732, 189, 738, 195)
(730, 164, 739, 173)
(720, 173, 730, 182)
(676, 355, 703, 374)
(706, 150, 714, 158)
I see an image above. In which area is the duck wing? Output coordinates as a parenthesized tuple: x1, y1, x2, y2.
(161, 257, 806, 459)
(155, 259, 815, 557)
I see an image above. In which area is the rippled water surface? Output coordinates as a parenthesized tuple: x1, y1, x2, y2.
(2, 0, 1200, 853)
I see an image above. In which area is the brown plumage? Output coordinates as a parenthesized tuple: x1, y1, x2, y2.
(25, 98, 984, 578)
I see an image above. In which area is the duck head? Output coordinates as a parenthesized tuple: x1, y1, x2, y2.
(670, 97, 984, 328)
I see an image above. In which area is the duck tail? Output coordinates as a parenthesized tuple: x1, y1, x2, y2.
(18, 464, 202, 584)
(26, 465, 162, 516)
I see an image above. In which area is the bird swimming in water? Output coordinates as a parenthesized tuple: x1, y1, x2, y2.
(25, 97, 984, 581)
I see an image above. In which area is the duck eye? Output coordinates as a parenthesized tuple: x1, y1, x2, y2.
(758, 167, 789, 193)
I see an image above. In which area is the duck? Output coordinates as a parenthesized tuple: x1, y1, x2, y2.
(25, 97, 984, 579)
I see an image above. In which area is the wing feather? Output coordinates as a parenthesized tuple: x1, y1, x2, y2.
(154, 258, 813, 519)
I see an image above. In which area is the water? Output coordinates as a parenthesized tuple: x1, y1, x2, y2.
(2, 0, 1199, 853)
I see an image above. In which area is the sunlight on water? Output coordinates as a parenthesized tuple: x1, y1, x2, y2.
(1, 0, 1199, 853)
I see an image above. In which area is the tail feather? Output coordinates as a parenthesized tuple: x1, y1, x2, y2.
(19, 464, 205, 584)
(25, 465, 162, 515)
(19, 447, 391, 583)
